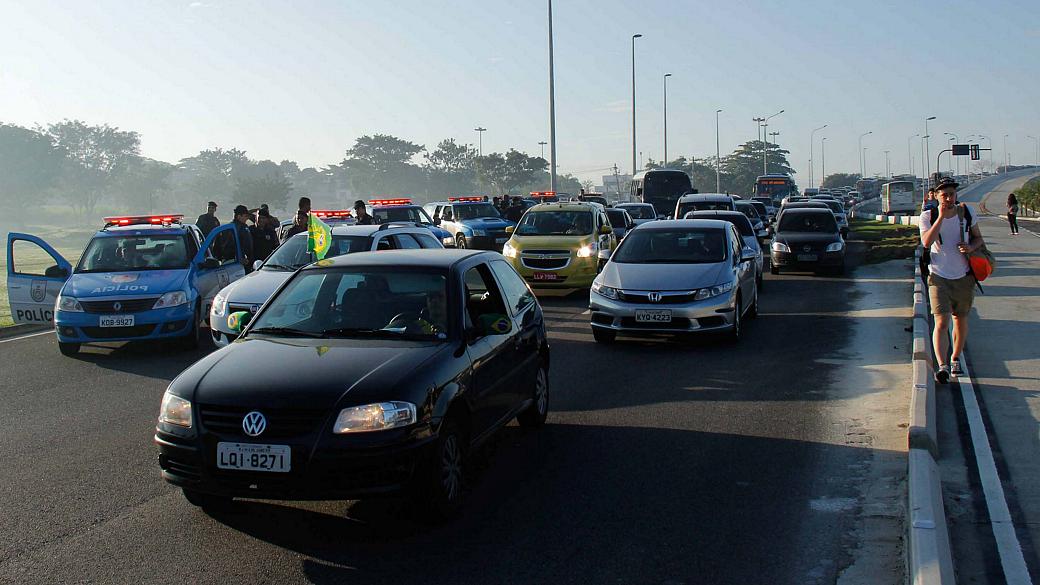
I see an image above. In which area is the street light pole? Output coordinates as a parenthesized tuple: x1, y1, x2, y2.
(538, 141, 547, 159)
(474, 127, 486, 157)
(924, 116, 936, 184)
(761, 110, 784, 174)
(820, 137, 827, 188)
(809, 124, 827, 189)
(715, 109, 723, 192)
(631, 33, 642, 176)
(547, 0, 557, 191)
(863, 147, 868, 176)
(908, 134, 919, 176)
(884, 150, 891, 178)
(858, 131, 872, 177)
(663, 73, 672, 167)
(944, 132, 959, 175)
(1004, 133, 1010, 173)
(1028, 135, 1039, 167)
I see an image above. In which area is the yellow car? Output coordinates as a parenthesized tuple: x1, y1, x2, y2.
(502, 202, 618, 289)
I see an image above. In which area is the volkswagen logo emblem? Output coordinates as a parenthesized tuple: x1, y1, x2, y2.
(647, 292, 662, 303)
(113, 301, 122, 312)
(242, 411, 267, 437)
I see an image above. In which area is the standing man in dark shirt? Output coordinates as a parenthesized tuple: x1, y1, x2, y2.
(354, 200, 375, 225)
(251, 205, 279, 262)
(196, 201, 220, 237)
(505, 198, 525, 223)
(231, 205, 254, 272)
(283, 197, 311, 242)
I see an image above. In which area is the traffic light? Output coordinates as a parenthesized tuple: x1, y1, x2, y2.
(970, 144, 980, 161)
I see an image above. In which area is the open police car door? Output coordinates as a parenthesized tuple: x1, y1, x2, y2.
(6, 233, 72, 325)
(193, 223, 245, 316)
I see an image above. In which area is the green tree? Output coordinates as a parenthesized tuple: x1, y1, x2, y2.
(720, 141, 795, 196)
(822, 173, 861, 189)
(342, 134, 425, 197)
(234, 175, 293, 210)
(113, 157, 174, 214)
(475, 150, 548, 195)
(176, 148, 250, 209)
(425, 139, 477, 197)
(46, 120, 141, 215)
(0, 123, 64, 220)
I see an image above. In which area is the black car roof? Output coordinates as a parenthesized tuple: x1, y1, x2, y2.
(300, 249, 491, 271)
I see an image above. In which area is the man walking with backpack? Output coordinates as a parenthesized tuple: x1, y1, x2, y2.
(919, 177, 986, 383)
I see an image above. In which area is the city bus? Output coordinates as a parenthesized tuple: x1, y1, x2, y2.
(755, 174, 797, 204)
(855, 178, 881, 199)
(881, 180, 917, 215)
(630, 169, 693, 218)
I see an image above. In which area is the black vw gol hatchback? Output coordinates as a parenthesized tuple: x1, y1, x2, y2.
(155, 249, 550, 519)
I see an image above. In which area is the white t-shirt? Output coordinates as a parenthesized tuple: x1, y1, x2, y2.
(919, 205, 978, 280)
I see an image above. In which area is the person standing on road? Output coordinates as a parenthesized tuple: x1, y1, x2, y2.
(1007, 192, 1020, 235)
(196, 201, 220, 238)
(353, 200, 375, 225)
(251, 206, 279, 262)
(919, 178, 986, 383)
(231, 205, 255, 273)
(282, 197, 311, 242)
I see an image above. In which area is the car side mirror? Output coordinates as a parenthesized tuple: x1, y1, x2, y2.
(227, 311, 252, 333)
(199, 258, 220, 270)
(45, 265, 69, 279)
(253, 260, 263, 271)
(505, 226, 515, 234)
(741, 247, 757, 262)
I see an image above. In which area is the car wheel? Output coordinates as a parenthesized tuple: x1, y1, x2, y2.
(58, 341, 80, 356)
(412, 417, 467, 521)
(182, 488, 234, 511)
(517, 365, 549, 427)
(179, 302, 201, 350)
(455, 234, 468, 249)
(726, 295, 742, 343)
(592, 327, 616, 344)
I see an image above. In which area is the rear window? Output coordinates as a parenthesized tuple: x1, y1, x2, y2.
(619, 204, 656, 219)
(605, 209, 627, 227)
(778, 212, 838, 233)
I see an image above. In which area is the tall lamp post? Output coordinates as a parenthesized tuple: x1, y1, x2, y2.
(944, 132, 959, 175)
(663, 73, 673, 167)
(1003, 133, 1010, 173)
(1027, 135, 1039, 167)
(924, 116, 936, 184)
(538, 141, 547, 159)
(761, 110, 784, 174)
(715, 109, 723, 192)
(631, 33, 643, 175)
(976, 134, 992, 171)
(474, 127, 487, 157)
(858, 131, 872, 177)
(809, 124, 827, 189)
(883, 149, 891, 178)
(908, 134, 919, 175)
(862, 147, 869, 176)
(820, 137, 827, 188)
(547, 0, 557, 191)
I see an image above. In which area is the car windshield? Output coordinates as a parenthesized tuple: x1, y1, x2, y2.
(516, 210, 593, 236)
(821, 200, 844, 213)
(612, 229, 726, 264)
(620, 204, 656, 219)
(373, 206, 432, 224)
(778, 212, 838, 233)
(735, 203, 760, 221)
(677, 200, 732, 216)
(249, 268, 449, 340)
(77, 234, 189, 272)
(263, 235, 372, 270)
(749, 202, 768, 217)
(454, 203, 500, 220)
(606, 209, 627, 227)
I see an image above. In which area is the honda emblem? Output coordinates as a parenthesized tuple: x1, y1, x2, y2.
(647, 292, 662, 303)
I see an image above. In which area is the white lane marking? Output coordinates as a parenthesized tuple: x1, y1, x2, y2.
(0, 330, 53, 344)
(958, 353, 1033, 584)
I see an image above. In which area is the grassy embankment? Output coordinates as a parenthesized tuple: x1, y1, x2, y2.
(847, 219, 920, 264)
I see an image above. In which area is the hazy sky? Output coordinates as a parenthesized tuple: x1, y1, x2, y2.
(2, 0, 1038, 187)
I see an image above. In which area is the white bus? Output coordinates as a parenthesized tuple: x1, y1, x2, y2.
(881, 180, 917, 215)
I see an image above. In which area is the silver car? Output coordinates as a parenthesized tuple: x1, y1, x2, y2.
(614, 203, 658, 226)
(209, 224, 443, 347)
(589, 219, 759, 343)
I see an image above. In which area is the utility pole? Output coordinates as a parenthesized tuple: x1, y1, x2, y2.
(715, 109, 723, 193)
(547, 0, 558, 191)
(663, 73, 672, 167)
(631, 33, 642, 176)
(612, 163, 623, 201)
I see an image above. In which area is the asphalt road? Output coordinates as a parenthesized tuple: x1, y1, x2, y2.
(0, 251, 912, 584)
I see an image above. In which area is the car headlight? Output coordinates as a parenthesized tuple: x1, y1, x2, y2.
(441, 236, 455, 246)
(576, 242, 599, 258)
(333, 401, 417, 434)
(470, 228, 486, 237)
(158, 391, 192, 428)
(211, 291, 228, 317)
(591, 281, 619, 300)
(694, 281, 734, 301)
(153, 291, 189, 310)
(56, 294, 83, 312)
(825, 242, 844, 252)
(772, 242, 791, 253)
(502, 242, 519, 258)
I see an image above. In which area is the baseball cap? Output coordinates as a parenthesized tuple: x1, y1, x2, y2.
(935, 177, 959, 191)
(207, 201, 218, 208)
(233, 204, 249, 216)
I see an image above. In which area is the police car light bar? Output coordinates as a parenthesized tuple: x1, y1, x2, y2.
(448, 196, 484, 202)
(103, 214, 184, 227)
(530, 191, 557, 198)
(368, 198, 413, 206)
(312, 210, 352, 219)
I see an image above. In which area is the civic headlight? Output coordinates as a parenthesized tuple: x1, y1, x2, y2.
(441, 236, 455, 246)
(56, 294, 83, 312)
(153, 291, 188, 310)
(576, 242, 599, 258)
(825, 242, 844, 252)
(211, 291, 228, 317)
(694, 281, 734, 301)
(771, 242, 791, 253)
(591, 281, 619, 300)
(502, 242, 519, 258)
(158, 391, 192, 428)
(470, 228, 486, 237)
(333, 401, 417, 434)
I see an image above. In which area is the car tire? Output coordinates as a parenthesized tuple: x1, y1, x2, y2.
(592, 328, 616, 344)
(182, 488, 234, 511)
(726, 295, 742, 343)
(58, 341, 80, 356)
(455, 234, 468, 249)
(770, 265, 780, 275)
(517, 365, 549, 427)
(179, 302, 201, 350)
(412, 417, 467, 522)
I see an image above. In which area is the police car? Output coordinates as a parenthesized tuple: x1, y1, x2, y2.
(366, 198, 456, 247)
(422, 197, 516, 250)
(209, 223, 445, 347)
(7, 215, 248, 356)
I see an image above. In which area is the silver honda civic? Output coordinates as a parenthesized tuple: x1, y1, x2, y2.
(589, 219, 759, 343)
